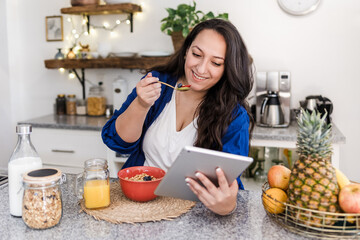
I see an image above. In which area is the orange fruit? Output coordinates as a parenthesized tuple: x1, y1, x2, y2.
(262, 188, 287, 214)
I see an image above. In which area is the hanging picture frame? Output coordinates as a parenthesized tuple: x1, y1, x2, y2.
(46, 16, 63, 41)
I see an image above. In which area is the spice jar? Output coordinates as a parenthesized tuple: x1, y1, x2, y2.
(87, 82, 106, 116)
(22, 168, 66, 229)
(66, 94, 77, 115)
(75, 159, 110, 209)
(56, 94, 66, 115)
(76, 99, 87, 115)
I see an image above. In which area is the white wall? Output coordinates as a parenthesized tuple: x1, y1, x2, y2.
(1, 0, 359, 181)
(0, 0, 14, 171)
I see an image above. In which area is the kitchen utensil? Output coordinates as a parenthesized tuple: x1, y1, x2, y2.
(256, 71, 291, 128)
(283, 148, 292, 167)
(301, 95, 333, 123)
(260, 93, 285, 126)
(305, 96, 318, 111)
(158, 81, 190, 91)
(75, 158, 110, 209)
(113, 77, 128, 111)
(118, 166, 165, 202)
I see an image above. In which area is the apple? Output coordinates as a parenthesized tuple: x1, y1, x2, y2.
(267, 165, 291, 190)
(338, 183, 360, 213)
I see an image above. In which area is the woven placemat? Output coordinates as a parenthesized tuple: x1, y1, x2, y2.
(80, 181, 196, 224)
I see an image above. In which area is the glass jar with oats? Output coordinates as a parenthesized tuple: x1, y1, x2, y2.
(87, 83, 106, 116)
(22, 168, 66, 230)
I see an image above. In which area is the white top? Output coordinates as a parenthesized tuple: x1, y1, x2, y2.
(143, 91, 198, 171)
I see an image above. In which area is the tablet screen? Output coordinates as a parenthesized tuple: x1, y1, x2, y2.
(154, 146, 253, 201)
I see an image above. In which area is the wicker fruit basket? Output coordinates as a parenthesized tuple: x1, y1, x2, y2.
(262, 182, 360, 239)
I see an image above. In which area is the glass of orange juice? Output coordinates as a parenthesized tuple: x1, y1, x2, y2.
(75, 158, 110, 209)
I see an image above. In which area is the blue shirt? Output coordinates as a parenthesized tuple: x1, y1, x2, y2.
(102, 71, 250, 190)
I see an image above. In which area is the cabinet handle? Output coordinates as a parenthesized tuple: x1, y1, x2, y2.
(51, 149, 75, 153)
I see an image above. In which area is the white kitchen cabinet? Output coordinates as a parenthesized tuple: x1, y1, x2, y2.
(31, 128, 107, 175)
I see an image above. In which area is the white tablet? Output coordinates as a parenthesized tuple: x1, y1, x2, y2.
(154, 146, 253, 201)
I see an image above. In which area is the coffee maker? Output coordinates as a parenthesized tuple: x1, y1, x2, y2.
(256, 71, 291, 128)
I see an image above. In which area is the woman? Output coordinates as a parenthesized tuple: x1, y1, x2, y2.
(102, 19, 254, 215)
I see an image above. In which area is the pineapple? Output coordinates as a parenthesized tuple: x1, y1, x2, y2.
(287, 109, 340, 226)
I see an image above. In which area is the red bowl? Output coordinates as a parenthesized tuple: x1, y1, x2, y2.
(117, 166, 165, 202)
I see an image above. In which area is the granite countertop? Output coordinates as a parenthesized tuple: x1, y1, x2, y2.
(19, 114, 346, 144)
(0, 175, 313, 240)
(18, 114, 109, 131)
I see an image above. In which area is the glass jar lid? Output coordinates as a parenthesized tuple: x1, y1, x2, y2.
(23, 168, 64, 185)
(57, 94, 65, 98)
(67, 94, 76, 98)
(84, 158, 108, 170)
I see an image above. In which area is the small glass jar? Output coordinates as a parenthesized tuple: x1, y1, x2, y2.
(22, 168, 66, 229)
(76, 99, 87, 115)
(243, 147, 259, 178)
(254, 159, 267, 182)
(66, 94, 77, 115)
(76, 159, 110, 209)
(56, 94, 66, 115)
(87, 83, 106, 116)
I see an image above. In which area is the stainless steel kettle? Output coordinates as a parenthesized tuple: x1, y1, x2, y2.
(301, 95, 333, 123)
(304, 96, 319, 111)
(260, 93, 285, 126)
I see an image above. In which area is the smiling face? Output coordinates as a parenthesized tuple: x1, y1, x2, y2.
(183, 29, 226, 93)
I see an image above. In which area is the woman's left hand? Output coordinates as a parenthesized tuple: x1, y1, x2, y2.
(186, 168, 238, 215)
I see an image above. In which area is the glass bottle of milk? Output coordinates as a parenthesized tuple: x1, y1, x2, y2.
(8, 124, 42, 217)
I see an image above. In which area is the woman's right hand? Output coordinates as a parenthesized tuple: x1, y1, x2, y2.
(136, 72, 161, 109)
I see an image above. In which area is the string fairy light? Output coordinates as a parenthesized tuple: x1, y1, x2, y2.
(68, 70, 76, 79)
(66, 15, 131, 46)
(63, 14, 133, 78)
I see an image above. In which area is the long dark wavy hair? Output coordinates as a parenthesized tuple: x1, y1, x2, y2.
(149, 19, 254, 151)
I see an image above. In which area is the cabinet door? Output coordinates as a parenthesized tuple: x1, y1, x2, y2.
(31, 128, 107, 174)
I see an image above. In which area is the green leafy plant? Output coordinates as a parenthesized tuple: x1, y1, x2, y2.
(160, 1, 228, 37)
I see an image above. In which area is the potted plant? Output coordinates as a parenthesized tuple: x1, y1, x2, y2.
(160, 1, 228, 51)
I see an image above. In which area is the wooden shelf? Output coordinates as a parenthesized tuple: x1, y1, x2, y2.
(44, 57, 171, 70)
(61, 3, 142, 15)
(50, 3, 151, 99)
